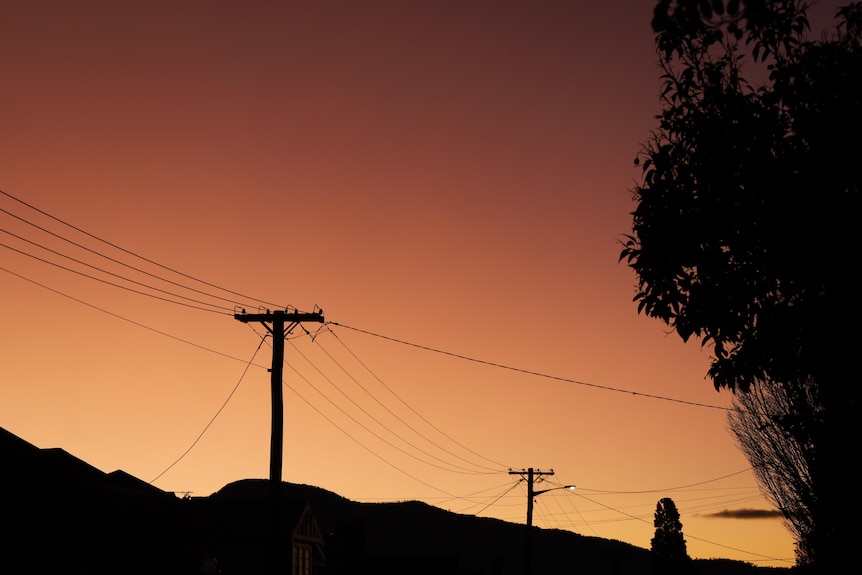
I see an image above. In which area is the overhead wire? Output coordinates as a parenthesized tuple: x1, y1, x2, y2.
(310, 327, 508, 473)
(287, 339, 499, 475)
(541, 483, 793, 565)
(465, 481, 525, 517)
(281, 341, 492, 476)
(544, 472, 768, 526)
(0, 266, 269, 368)
(574, 467, 753, 494)
(429, 480, 519, 508)
(150, 335, 267, 484)
(1, 189, 281, 310)
(330, 322, 731, 411)
(500, 472, 779, 559)
(322, 325, 511, 470)
(682, 494, 771, 515)
(3, 187, 734, 414)
(1, 238, 232, 314)
(1, 205, 249, 311)
(278, 369, 463, 499)
(593, 490, 766, 515)
(533, 492, 579, 533)
(543, 485, 599, 536)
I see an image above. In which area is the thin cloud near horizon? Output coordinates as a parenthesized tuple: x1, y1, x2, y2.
(702, 509, 783, 519)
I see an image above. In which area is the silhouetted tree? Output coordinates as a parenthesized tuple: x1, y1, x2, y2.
(650, 498, 693, 575)
(621, 1, 862, 572)
(728, 377, 818, 565)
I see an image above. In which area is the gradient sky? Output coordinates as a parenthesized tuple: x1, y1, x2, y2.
(1, 0, 845, 567)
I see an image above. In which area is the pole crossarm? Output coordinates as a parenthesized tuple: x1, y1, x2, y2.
(509, 468, 554, 480)
(234, 308, 324, 328)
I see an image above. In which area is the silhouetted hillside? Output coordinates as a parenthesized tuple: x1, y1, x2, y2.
(212, 479, 792, 575)
(207, 479, 649, 574)
(1, 427, 792, 574)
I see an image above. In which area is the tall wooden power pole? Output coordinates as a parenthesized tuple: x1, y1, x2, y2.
(234, 307, 324, 574)
(234, 307, 324, 484)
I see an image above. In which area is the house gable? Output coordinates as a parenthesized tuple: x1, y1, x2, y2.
(293, 502, 324, 544)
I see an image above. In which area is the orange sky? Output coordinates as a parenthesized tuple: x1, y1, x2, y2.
(1, 0, 845, 567)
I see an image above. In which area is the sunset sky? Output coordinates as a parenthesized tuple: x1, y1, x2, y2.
(1, 0, 846, 567)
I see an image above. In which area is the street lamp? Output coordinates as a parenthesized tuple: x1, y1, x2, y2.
(509, 468, 576, 575)
(529, 484, 576, 530)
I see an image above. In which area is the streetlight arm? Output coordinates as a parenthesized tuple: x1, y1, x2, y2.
(533, 485, 576, 497)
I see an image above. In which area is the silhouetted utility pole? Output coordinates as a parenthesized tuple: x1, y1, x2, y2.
(234, 307, 324, 574)
(509, 468, 554, 575)
(234, 307, 324, 484)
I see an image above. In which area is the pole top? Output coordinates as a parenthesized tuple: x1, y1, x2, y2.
(234, 305, 324, 323)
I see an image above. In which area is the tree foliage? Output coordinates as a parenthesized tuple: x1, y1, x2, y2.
(650, 497, 693, 575)
(624, 0, 861, 392)
(623, 1, 862, 572)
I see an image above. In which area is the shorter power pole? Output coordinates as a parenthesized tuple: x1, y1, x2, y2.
(510, 468, 554, 575)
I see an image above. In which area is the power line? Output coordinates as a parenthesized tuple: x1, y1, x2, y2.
(150, 336, 266, 484)
(279, 372, 463, 499)
(1, 266, 268, 366)
(322, 326, 511, 469)
(0, 243, 230, 315)
(1, 189, 282, 309)
(311, 328, 508, 473)
(466, 481, 525, 516)
(538, 488, 765, 528)
(331, 322, 731, 411)
(287, 339, 499, 475)
(574, 467, 754, 494)
(0, 237, 233, 314)
(544, 487, 600, 536)
(3, 188, 730, 412)
(281, 344, 491, 476)
(432, 480, 518, 508)
(567, 490, 791, 565)
(0, 206, 249, 310)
